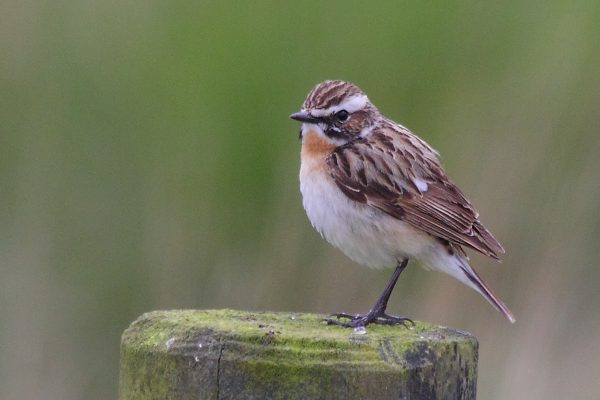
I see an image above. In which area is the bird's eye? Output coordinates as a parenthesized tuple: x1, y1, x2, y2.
(335, 110, 349, 122)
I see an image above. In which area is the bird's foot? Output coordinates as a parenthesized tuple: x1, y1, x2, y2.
(324, 311, 414, 328)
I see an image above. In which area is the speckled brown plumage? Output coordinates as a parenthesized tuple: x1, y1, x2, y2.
(326, 119, 505, 260)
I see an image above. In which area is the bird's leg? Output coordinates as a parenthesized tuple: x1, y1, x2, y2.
(325, 259, 414, 328)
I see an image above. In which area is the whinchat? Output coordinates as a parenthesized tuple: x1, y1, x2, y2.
(290, 80, 515, 328)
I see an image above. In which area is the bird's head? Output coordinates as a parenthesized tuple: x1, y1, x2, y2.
(290, 80, 379, 146)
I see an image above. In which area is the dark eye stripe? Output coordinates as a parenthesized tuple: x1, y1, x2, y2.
(325, 126, 355, 141)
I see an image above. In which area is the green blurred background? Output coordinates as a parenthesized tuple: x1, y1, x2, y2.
(2, 1, 599, 399)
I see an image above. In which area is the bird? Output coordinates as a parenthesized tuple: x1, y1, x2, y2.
(289, 80, 515, 328)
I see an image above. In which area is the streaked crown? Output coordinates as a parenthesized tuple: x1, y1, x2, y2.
(303, 80, 365, 111)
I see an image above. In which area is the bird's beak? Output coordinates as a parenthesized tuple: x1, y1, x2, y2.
(289, 111, 320, 124)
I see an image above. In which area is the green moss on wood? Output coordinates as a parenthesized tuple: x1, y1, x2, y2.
(119, 309, 478, 400)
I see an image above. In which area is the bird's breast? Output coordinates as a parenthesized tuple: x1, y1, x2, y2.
(299, 130, 434, 268)
(300, 129, 336, 175)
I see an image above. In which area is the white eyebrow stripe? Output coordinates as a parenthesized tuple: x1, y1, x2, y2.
(310, 94, 368, 117)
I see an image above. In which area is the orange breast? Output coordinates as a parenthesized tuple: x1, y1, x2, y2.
(301, 130, 335, 158)
(300, 130, 335, 176)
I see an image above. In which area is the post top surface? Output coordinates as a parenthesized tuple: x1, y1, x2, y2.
(122, 309, 477, 370)
(120, 309, 479, 399)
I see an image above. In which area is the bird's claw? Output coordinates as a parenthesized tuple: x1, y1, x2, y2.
(324, 311, 414, 328)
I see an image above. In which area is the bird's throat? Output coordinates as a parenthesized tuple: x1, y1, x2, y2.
(301, 130, 336, 158)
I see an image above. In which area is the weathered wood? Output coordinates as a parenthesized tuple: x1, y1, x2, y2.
(119, 309, 478, 400)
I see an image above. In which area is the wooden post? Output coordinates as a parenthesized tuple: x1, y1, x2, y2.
(119, 309, 478, 400)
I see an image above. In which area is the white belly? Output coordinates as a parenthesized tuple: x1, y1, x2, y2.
(300, 166, 434, 269)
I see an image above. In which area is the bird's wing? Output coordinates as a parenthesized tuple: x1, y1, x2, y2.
(326, 124, 505, 259)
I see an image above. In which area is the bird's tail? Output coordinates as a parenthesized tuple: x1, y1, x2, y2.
(454, 255, 516, 323)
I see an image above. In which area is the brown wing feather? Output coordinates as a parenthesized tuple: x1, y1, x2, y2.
(326, 123, 505, 259)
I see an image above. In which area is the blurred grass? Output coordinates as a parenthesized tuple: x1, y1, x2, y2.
(1, 1, 599, 399)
